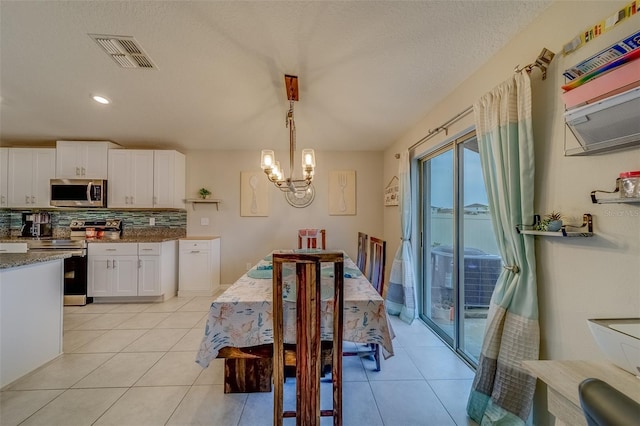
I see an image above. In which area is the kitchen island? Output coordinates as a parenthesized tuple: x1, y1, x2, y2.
(0, 252, 71, 388)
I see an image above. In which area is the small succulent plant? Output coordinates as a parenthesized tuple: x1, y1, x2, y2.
(545, 211, 563, 221)
(198, 188, 212, 199)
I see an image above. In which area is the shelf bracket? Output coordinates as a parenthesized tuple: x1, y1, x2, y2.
(565, 213, 593, 234)
(591, 179, 620, 203)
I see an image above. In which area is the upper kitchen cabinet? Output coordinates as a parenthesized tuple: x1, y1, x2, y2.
(0, 148, 8, 207)
(153, 150, 185, 209)
(7, 148, 56, 208)
(55, 141, 120, 179)
(107, 150, 154, 208)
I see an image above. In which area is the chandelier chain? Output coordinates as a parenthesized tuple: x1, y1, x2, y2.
(260, 74, 315, 195)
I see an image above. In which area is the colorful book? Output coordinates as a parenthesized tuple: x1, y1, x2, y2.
(562, 48, 640, 91)
(562, 60, 640, 108)
(563, 29, 640, 80)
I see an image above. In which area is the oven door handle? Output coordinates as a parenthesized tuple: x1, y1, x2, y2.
(86, 181, 93, 203)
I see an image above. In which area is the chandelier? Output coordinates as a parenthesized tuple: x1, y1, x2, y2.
(261, 75, 315, 193)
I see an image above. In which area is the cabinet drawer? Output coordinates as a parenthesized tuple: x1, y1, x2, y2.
(88, 242, 138, 256)
(179, 240, 211, 251)
(138, 243, 160, 255)
(0, 243, 28, 253)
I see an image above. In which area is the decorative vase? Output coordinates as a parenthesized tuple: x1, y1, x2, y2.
(547, 220, 563, 232)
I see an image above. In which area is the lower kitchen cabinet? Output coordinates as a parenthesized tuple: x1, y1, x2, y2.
(179, 237, 220, 297)
(88, 241, 177, 300)
(138, 241, 177, 297)
(88, 243, 138, 297)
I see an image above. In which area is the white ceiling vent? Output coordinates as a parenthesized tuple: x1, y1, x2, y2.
(89, 34, 156, 69)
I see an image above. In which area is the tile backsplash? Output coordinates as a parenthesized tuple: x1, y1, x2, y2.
(0, 209, 186, 238)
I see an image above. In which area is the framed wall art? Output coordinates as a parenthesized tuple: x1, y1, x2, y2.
(329, 170, 356, 215)
(384, 176, 399, 206)
(240, 171, 269, 216)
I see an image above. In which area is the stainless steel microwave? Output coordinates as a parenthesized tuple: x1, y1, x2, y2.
(50, 179, 107, 207)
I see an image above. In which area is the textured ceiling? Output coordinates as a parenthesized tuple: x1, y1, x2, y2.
(0, 1, 552, 152)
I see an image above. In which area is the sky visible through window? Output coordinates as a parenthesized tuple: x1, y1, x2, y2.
(429, 148, 488, 209)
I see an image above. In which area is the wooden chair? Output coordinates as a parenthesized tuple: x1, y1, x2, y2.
(366, 237, 386, 296)
(344, 236, 386, 371)
(297, 228, 326, 249)
(272, 251, 344, 426)
(356, 232, 368, 273)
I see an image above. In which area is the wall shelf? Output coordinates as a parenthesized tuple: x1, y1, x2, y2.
(184, 199, 222, 211)
(591, 182, 640, 204)
(593, 197, 640, 204)
(516, 213, 593, 237)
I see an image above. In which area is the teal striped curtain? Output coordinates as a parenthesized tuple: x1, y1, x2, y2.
(467, 72, 539, 425)
(386, 150, 416, 324)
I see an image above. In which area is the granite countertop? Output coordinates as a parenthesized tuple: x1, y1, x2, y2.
(0, 252, 73, 270)
(86, 236, 181, 243)
(0, 236, 183, 244)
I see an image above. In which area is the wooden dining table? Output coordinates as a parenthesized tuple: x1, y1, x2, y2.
(195, 249, 395, 392)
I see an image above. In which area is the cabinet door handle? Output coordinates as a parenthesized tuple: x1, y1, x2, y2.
(106, 248, 116, 251)
(153, 196, 157, 205)
(1, 195, 5, 204)
(141, 248, 153, 251)
(125, 196, 129, 204)
(191, 250, 200, 253)
(76, 167, 81, 176)
(25, 195, 30, 204)
(31, 196, 35, 204)
(113, 259, 117, 268)
(138, 259, 142, 268)
(107, 259, 111, 269)
(130, 196, 134, 204)
(81, 167, 86, 176)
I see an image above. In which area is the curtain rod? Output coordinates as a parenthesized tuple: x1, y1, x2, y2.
(395, 47, 555, 159)
(395, 105, 473, 158)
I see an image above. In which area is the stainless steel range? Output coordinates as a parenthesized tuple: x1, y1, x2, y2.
(70, 219, 122, 240)
(28, 239, 89, 306)
(26, 219, 123, 306)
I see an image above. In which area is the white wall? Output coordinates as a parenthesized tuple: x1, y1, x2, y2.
(384, 2, 639, 424)
(185, 149, 384, 284)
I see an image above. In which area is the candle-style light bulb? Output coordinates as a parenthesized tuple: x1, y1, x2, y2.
(301, 149, 315, 168)
(261, 150, 275, 170)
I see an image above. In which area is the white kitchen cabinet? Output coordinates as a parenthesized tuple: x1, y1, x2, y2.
(88, 243, 139, 297)
(7, 148, 56, 207)
(0, 148, 8, 207)
(138, 255, 160, 296)
(153, 150, 185, 208)
(107, 150, 154, 208)
(88, 241, 177, 300)
(138, 241, 177, 298)
(179, 237, 220, 297)
(55, 140, 119, 179)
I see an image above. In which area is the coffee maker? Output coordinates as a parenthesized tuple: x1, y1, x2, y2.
(21, 212, 52, 238)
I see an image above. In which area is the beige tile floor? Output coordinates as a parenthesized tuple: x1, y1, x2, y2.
(1, 295, 478, 426)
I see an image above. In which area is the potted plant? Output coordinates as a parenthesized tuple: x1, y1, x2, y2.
(198, 187, 212, 199)
(534, 217, 550, 231)
(545, 211, 563, 232)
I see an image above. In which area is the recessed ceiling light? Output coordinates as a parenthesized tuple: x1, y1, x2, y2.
(92, 95, 110, 104)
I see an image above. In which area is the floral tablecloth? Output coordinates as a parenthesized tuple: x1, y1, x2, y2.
(196, 251, 394, 368)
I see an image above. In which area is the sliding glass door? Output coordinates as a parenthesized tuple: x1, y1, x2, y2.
(419, 131, 501, 366)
